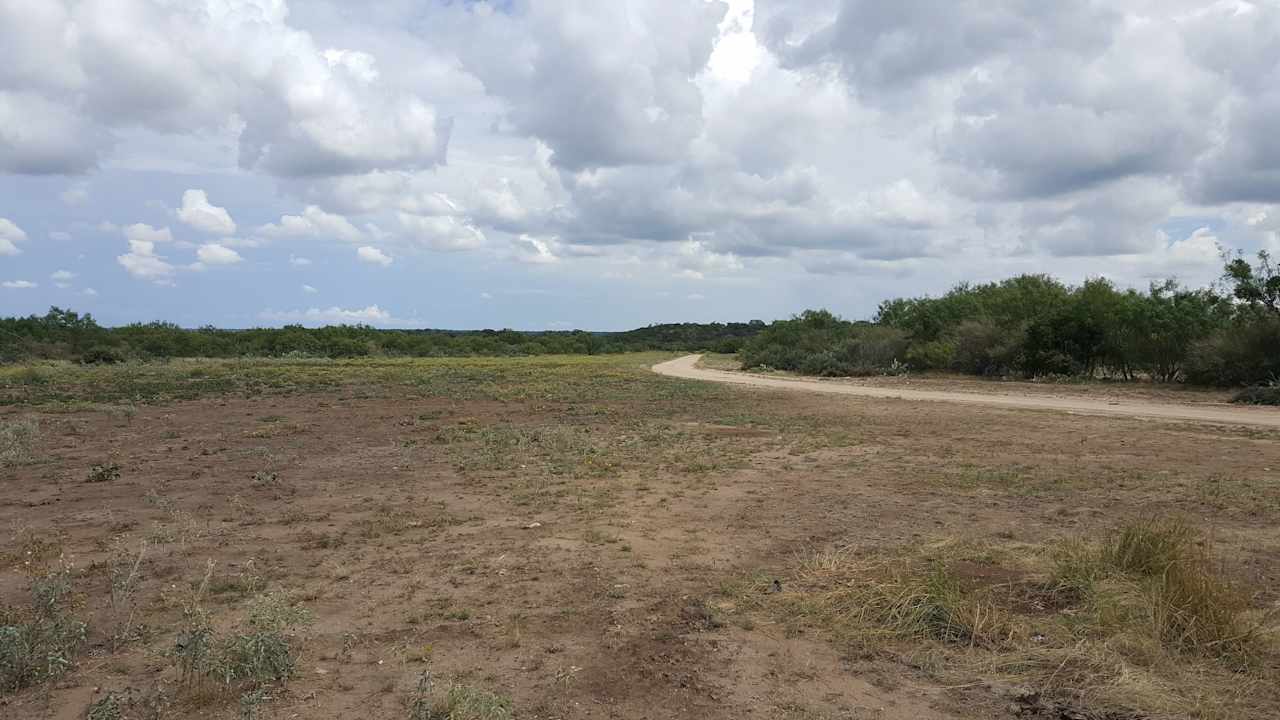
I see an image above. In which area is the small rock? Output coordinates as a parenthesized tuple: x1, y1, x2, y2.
(523, 522, 542, 529)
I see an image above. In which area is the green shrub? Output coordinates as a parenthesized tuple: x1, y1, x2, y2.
(176, 591, 310, 692)
(1185, 318, 1280, 387)
(740, 310, 908, 376)
(409, 671, 513, 720)
(81, 346, 126, 365)
(946, 319, 1021, 376)
(1233, 384, 1280, 405)
(904, 339, 955, 370)
(0, 568, 87, 693)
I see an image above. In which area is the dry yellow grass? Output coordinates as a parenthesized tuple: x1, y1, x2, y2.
(755, 520, 1280, 719)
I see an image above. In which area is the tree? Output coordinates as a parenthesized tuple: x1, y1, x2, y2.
(1223, 250, 1280, 315)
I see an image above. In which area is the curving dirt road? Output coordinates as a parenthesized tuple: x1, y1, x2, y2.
(653, 354, 1280, 428)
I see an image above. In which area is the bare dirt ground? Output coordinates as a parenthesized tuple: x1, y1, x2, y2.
(2, 355, 1278, 720)
(659, 354, 1280, 428)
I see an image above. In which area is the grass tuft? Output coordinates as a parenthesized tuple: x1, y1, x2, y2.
(764, 518, 1278, 717)
(1104, 517, 1196, 578)
(0, 417, 38, 466)
(409, 671, 513, 720)
(788, 549, 1013, 649)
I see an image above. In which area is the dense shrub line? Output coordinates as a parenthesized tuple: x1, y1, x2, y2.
(0, 311, 764, 363)
(742, 251, 1280, 387)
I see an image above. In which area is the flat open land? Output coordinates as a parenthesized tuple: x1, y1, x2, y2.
(2, 355, 1278, 719)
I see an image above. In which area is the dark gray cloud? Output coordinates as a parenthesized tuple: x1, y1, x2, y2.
(1185, 3, 1280, 203)
(447, 0, 728, 170)
(754, 0, 1115, 97)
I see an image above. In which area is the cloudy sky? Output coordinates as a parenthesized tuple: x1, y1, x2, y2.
(2, 0, 1279, 329)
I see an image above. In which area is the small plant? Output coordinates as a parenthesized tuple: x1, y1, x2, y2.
(173, 572, 309, 702)
(88, 463, 122, 483)
(239, 687, 270, 720)
(251, 471, 279, 487)
(0, 564, 87, 693)
(0, 418, 38, 467)
(409, 671, 435, 720)
(85, 686, 171, 720)
(174, 560, 216, 688)
(408, 671, 513, 720)
(1150, 551, 1252, 658)
(108, 540, 147, 651)
(86, 691, 124, 720)
(439, 684, 513, 720)
(1073, 517, 1262, 659)
(1103, 517, 1195, 578)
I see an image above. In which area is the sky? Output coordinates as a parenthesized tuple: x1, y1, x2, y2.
(2, 0, 1280, 330)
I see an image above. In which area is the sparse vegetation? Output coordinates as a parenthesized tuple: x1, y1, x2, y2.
(175, 584, 309, 695)
(759, 518, 1277, 716)
(0, 565, 87, 693)
(87, 462, 122, 483)
(0, 417, 37, 466)
(1233, 383, 1280, 406)
(409, 672, 513, 720)
(0, 350, 1276, 718)
(107, 540, 147, 652)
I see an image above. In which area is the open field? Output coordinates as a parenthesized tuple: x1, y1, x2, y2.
(2, 354, 1278, 720)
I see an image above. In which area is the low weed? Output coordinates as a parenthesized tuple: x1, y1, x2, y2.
(408, 671, 513, 720)
(762, 518, 1277, 717)
(0, 564, 87, 693)
(211, 592, 310, 687)
(88, 462, 122, 483)
(0, 417, 38, 466)
(1103, 517, 1196, 578)
(85, 685, 172, 720)
(173, 565, 310, 703)
(250, 471, 280, 488)
(785, 549, 1012, 649)
(107, 539, 148, 651)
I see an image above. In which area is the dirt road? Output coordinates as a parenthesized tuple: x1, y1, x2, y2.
(653, 354, 1280, 428)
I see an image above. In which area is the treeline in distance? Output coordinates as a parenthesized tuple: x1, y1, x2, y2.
(3, 251, 1277, 391)
(739, 250, 1279, 389)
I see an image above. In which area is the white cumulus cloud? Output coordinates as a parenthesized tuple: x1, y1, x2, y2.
(195, 243, 243, 266)
(3, 280, 37, 289)
(397, 212, 486, 251)
(0, 217, 27, 255)
(117, 224, 176, 282)
(356, 245, 392, 266)
(177, 189, 236, 235)
(259, 305, 406, 327)
(260, 206, 364, 243)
